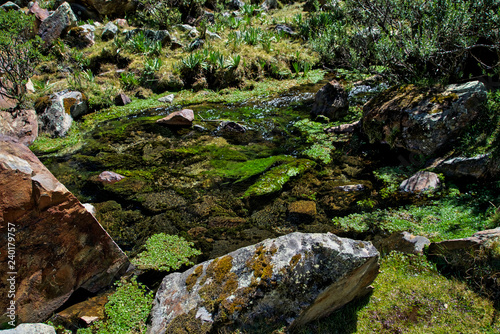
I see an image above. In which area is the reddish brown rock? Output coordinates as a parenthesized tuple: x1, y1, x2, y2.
(0, 109, 38, 146)
(52, 293, 110, 329)
(156, 109, 194, 127)
(0, 138, 129, 324)
(97, 171, 125, 184)
(29, 1, 50, 33)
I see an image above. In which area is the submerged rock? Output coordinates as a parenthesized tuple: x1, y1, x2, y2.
(96, 171, 125, 184)
(0, 138, 129, 323)
(362, 81, 487, 155)
(148, 232, 379, 333)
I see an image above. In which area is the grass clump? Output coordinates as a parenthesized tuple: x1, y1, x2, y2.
(299, 252, 500, 333)
(131, 233, 201, 271)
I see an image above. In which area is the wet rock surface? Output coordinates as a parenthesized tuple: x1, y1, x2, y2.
(311, 80, 349, 121)
(0, 137, 129, 323)
(148, 232, 379, 334)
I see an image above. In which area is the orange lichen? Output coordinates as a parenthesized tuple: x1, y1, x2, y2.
(289, 253, 302, 270)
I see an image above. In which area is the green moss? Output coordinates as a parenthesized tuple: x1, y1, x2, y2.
(243, 159, 315, 197)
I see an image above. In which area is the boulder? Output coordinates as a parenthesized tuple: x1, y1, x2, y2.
(65, 24, 95, 48)
(0, 109, 38, 146)
(101, 21, 118, 41)
(37, 90, 88, 137)
(96, 171, 125, 184)
(311, 80, 349, 121)
(0, 138, 129, 323)
(148, 232, 379, 333)
(362, 81, 487, 155)
(429, 154, 491, 179)
(39, 2, 77, 45)
(1, 323, 56, 334)
(78, 0, 136, 17)
(114, 93, 131, 106)
(156, 109, 194, 127)
(399, 171, 440, 193)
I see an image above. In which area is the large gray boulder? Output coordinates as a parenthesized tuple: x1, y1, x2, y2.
(39, 2, 77, 44)
(362, 81, 487, 156)
(148, 232, 379, 333)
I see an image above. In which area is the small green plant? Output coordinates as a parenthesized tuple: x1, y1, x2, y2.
(91, 277, 153, 334)
(120, 72, 139, 90)
(142, 57, 162, 83)
(126, 31, 162, 56)
(131, 233, 201, 271)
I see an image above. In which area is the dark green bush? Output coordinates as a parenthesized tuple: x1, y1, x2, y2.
(296, 0, 500, 82)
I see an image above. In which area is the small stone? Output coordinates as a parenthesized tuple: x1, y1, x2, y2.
(156, 109, 194, 127)
(97, 171, 125, 184)
(114, 93, 132, 106)
(102, 22, 118, 41)
(219, 121, 246, 133)
(334, 184, 365, 192)
(158, 94, 174, 104)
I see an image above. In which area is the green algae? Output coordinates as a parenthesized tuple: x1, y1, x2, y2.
(210, 155, 293, 182)
(244, 159, 316, 198)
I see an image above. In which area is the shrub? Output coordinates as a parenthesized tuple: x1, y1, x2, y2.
(131, 233, 201, 271)
(0, 11, 42, 108)
(297, 0, 500, 82)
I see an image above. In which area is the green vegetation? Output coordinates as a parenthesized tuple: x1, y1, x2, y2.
(132, 233, 201, 271)
(0, 10, 42, 108)
(81, 278, 153, 334)
(333, 198, 493, 242)
(300, 252, 500, 333)
(296, 0, 500, 83)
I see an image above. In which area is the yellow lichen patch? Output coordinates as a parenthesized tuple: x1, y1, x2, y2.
(289, 253, 302, 270)
(247, 245, 275, 281)
(430, 92, 459, 104)
(186, 265, 204, 292)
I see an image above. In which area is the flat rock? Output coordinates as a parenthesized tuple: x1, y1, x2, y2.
(148, 232, 379, 333)
(0, 138, 129, 323)
(158, 94, 174, 103)
(156, 109, 194, 127)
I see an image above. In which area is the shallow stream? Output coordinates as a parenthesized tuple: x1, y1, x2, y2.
(41, 79, 398, 261)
